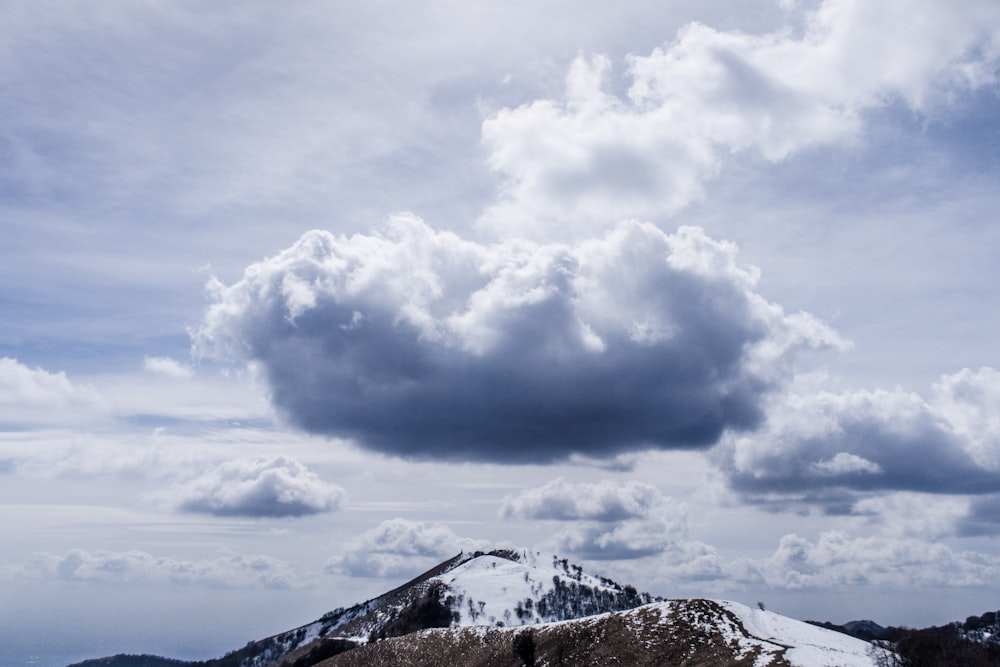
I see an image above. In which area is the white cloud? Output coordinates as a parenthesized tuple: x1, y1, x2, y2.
(715, 367, 1000, 507)
(324, 519, 490, 578)
(811, 452, 882, 477)
(599, 527, 1000, 594)
(17, 548, 310, 588)
(550, 519, 683, 561)
(0, 357, 102, 418)
(501, 478, 689, 560)
(478, 0, 1000, 239)
(0, 358, 110, 431)
(0, 357, 77, 402)
(932, 367, 1000, 471)
(853, 493, 970, 540)
(750, 531, 1000, 590)
(143, 355, 193, 379)
(500, 478, 668, 522)
(193, 216, 842, 462)
(170, 456, 345, 518)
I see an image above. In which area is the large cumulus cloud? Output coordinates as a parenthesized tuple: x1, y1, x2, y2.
(479, 0, 1000, 238)
(716, 367, 1000, 507)
(193, 216, 840, 462)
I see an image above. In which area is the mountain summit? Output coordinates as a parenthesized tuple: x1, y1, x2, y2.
(70, 548, 878, 667)
(246, 548, 659, 666)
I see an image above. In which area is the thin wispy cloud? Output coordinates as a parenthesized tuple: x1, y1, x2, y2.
(16, 548, 311, 589)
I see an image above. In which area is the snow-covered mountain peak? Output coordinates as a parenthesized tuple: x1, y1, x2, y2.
(428, 548, 649, 628)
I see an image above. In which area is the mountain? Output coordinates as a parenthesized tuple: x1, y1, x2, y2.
(806, 618, 886, 641)
(295, 598, 877, 667)
(69, 548, 878, 667)
(219, 548, 658, 667)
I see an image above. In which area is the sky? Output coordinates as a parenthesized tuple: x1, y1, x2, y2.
(2, 0, 1000, 664)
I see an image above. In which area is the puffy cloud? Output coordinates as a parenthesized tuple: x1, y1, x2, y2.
(193, 216, 840, 463)
(479, 0, 1000, 238)
(325, 519, 490, 578)
(604, 539, 730, 589)
(748, 531, 1000, 590)
(325, 519, 490, 579)
(715, 368, 1000, 508)
(933, 367, 1000, 471)
(550, 519, 683, 561)
(0, 357, 77, 403)
(18, 548, 310, 588)
(852, 493, 970, 540)
(500, 478, 667, 522)
(811, 453, 882, 477)
(501, 478, 688, 560)
(171, 456, 345, 518)
(0, 358, 103, 423)
(143, 355, 193, 379)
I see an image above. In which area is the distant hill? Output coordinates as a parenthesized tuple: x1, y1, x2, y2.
(806, 619, 886, 641)
(68, 656, 188, 667)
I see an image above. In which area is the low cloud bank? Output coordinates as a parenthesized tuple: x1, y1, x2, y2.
(19, 548, 309, 588)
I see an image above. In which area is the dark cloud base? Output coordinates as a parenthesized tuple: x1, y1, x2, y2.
(267, 334, 764, 463)
(195, 219, 835, 463)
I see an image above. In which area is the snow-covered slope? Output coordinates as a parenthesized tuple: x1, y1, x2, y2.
(308, 598, 880, 667)
(432, 548, 652, 627)
(716, 600, 877, 667)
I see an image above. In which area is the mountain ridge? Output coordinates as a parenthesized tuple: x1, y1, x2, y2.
(68, 548, 876, 667)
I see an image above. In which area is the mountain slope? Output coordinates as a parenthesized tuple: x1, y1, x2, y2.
(306, 599, 876, 667)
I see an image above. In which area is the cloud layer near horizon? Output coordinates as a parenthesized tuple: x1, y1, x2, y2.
(16, 548, 309, 589)
(194, 216, 840, 462)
